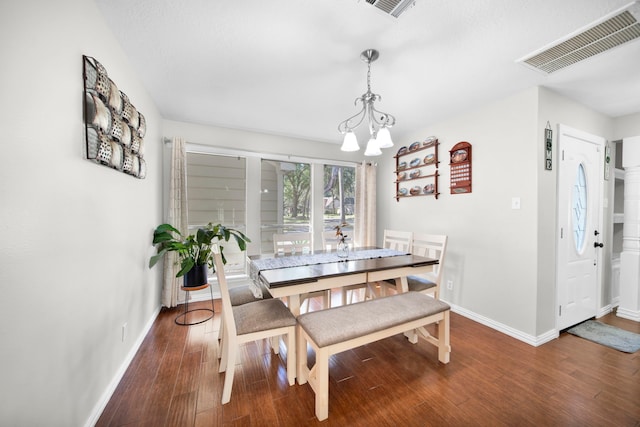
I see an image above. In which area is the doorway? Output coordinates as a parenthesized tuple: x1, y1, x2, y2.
(556, 125, 605, 330)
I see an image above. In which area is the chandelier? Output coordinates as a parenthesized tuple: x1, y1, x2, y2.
(338, 49, 396, 156)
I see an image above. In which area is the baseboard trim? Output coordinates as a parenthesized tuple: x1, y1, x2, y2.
(616, 306, 640, 322)
(597, 304, 615, 318)
(446, 302, 558, 347)
(84, 305, 161, 427)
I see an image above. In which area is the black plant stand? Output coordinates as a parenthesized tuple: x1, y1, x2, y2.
(175, 283, 215, 326)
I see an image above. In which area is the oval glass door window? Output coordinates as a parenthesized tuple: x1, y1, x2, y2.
(572, 163, 588, 253)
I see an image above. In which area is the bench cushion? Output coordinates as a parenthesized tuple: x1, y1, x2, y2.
(297, 292, 450, 348)
(233, 299, 296, 335)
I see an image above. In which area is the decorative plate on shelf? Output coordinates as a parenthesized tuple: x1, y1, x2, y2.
(451, 149, 468, 163)
(397, 146, 408, 156)
(397, 171, 407, 181)
(409, 169, 421, 179)
(409, 158, 420, 168)
(398, 161, 407, 170)
(423, 136, 438, 147)
(423, 184, 435, 194)
(410, 186, 421, 196)
(398, 188, 408, 197)
(424, 153, 435, 165)
(409, 141, 420, 151)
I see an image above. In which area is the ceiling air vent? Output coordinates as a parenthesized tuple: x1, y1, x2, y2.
(365, 0, 416, 18)
(518, 2, 640, 73)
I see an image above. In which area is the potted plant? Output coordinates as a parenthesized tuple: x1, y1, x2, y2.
(149, 222, 251, 287)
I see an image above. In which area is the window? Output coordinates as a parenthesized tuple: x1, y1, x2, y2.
(323, 164, 355, 242)
(572, 163, 588, 253)
(186, 152, 247, 275)
(260, 160, 311, 253)
(185, 146, 358, 269)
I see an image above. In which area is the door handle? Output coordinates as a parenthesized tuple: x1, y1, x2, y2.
(594, 242, 604, 248)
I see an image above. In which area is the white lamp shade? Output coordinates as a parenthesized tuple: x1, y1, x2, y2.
(364, 137, 382, 156)
(376, 127, 393, 148)
(340, 131, 360, 152)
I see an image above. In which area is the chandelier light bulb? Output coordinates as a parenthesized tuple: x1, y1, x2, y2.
(376, 126, 393, 148)
(364, 137, 382, 156)
(340, 131, 360, 152)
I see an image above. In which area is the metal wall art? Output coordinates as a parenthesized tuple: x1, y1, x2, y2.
(83, 55, 147, 179)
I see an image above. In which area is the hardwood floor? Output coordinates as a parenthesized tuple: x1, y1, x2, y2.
(97, 295, 640, 426)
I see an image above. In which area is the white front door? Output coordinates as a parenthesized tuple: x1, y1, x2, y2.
(556, 125, 605, 330)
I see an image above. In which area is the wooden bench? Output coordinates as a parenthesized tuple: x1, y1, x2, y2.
(296, 291, 451, 420)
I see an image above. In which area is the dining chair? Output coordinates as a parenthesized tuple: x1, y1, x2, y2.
(382, 229, 413, 252)
(273, 231, 312, 255)
(321, 230, 339, 251)
(217, 281, 273, 344)
(273, 232, 330, 311)
(381, 233, 448, 299)
(214, 246, 297, 404)
(322, 230, 367, 305)
(372, 230, 414, 297)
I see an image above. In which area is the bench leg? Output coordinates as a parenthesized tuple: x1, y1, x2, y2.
(315, 347, 330, 421)
(438, 310, 451, 363)
(405, 329, 418, 344)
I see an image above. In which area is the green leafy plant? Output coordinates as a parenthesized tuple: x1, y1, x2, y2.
(149, 222, 251, 277)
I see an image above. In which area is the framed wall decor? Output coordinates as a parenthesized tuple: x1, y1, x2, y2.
(449, 141, 472, 194)
(83, 55, 147, 179)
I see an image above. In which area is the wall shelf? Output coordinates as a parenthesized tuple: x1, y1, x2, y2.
(394, 139, 440, 201)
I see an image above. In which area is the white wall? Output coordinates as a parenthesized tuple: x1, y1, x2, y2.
(0, 1, 163, 426)
(377, 87, 617, 341)
(613, 112, 640, 140)
(378, 88, 542, 337)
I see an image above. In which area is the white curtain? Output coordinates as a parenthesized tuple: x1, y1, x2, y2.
(355, 161, 377, 248)
(162, 137, 188, 308)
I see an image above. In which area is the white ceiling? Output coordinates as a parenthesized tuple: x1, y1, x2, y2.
(95, 0, 640, 145)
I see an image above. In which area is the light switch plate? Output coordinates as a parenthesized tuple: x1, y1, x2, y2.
(512, 197, 521, 210)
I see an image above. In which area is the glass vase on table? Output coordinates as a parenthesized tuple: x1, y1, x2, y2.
(337, 240, 349, 258)
(334, 223, 350, 258)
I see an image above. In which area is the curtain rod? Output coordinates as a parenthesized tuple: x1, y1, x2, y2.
(163, 137, 361, 167)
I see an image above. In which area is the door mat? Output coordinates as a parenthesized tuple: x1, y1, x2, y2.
(567, 320, 640, 353)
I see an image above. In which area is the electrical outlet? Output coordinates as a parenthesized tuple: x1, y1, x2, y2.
(122, 323, 127, 342)
(447, 280, 453, 290)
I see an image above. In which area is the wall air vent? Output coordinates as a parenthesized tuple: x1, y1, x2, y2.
(365, 0, 416, 18)
(517, 2, 640, 73)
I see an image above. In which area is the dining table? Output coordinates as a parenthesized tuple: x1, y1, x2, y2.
(248, 247, 438, 316)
